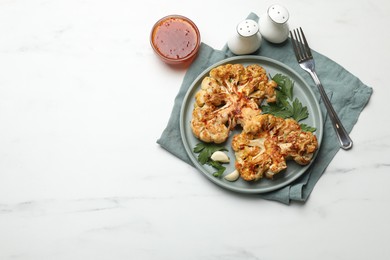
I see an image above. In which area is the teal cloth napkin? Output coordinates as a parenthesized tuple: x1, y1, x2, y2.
(157, 13, 373, 204)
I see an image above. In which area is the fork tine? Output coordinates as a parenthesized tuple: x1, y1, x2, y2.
(294, 29, 305, 61)
(299, 27, 312, 58)
(296, 28, 309, 60)
(290, 27, 313, 62)
(292, 29, 305, 62)
(290, 30, 301, 61)
(295, 29, 307, 60)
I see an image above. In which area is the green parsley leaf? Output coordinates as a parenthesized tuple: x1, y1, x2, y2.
(193, 143, 229, 178)
(208, 161, 226, 178)
(193, 143, 227, 165)
(193, 143, 206, 153)
(276, 89, 291, 108)
(300, 124, 317, 132)
(261, 102, 292, 119)
(272, 74, 294, 100)
(291, 98, 309, 122)
(261, 73, 315, 131)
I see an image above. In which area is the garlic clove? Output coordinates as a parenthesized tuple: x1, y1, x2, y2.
(224, 169, 240, 182)
(210, 151, 230, 163)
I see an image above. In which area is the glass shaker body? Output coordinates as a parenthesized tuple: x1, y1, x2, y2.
(227, 19, 262, 55)
(259, 4, 290, 44)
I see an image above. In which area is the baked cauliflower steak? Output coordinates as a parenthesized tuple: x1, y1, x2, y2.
(191, 64, 277, 143)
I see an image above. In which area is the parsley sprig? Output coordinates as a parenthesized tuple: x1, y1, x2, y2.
(261, 73, 316, 132)
(193, 143, 228, 178)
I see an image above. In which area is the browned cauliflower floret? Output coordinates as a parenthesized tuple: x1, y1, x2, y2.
(278, 129, 318, 165)
(237, 64, 278, 103)
(232, 132, 287, 181)
(210, 64, 245, 90)
(191, 63, 277, 144)
(191, 76, 237, 144)
(191, 103, 234, 144)
(195, 77, 228, 107)
(232, 114, 318, 181)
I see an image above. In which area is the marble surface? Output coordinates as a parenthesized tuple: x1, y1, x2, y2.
(0, 0, 389, 259)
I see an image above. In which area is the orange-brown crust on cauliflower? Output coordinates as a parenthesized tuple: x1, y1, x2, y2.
(191, 64, 277, 144)
(232, 114, 318, 181)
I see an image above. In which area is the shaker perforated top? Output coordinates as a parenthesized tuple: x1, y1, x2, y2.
(236, 19, 259, 37)
(268, 4, 289, 24)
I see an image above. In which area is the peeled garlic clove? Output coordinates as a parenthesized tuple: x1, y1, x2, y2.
(224, 169, 239, 182)
(210, 151, 230, 163)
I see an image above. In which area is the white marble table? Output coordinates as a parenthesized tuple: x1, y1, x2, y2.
(0, 0, 389, 259)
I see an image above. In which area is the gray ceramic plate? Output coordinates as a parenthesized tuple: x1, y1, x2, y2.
(180, 56, 323, 194)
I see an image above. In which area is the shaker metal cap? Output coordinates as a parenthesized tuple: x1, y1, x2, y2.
(268, 4, 289, 24)
(236, 19, 259, 37)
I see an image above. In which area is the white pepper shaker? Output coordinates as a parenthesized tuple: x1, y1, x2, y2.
(259, 4, 290, 44)
(227, 19, 262, 55)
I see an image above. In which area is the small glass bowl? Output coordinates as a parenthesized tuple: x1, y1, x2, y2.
(150, 15, 201, 66)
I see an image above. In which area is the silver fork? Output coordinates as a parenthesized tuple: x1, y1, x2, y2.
(290, 27, 353, 150)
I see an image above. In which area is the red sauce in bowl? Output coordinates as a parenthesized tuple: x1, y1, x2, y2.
(151, 15, 200, 65)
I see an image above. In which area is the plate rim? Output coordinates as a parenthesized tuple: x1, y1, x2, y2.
(179, 55, 324, 194)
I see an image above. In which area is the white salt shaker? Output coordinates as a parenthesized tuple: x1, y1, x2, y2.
(259, 4, 290, 44)
(227, 19, 262, 55)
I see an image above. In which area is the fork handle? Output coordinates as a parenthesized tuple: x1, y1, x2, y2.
(308, 71, 353, 150)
